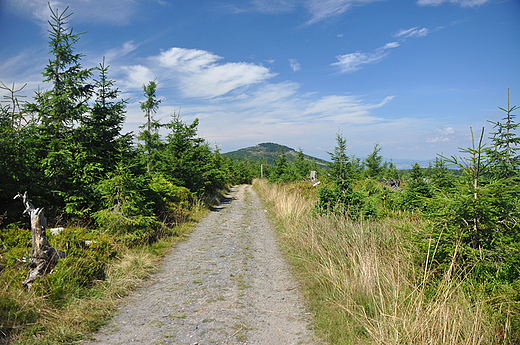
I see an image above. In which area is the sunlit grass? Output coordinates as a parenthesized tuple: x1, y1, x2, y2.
(0, 203, 207, 345)
(254, 178, 498, 344)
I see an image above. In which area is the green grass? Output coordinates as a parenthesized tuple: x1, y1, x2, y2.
(0, 203, 208, 344)
(254, 178, 516, 345)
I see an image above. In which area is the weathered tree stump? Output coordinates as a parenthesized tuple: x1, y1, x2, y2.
(14, 192, 66, 288)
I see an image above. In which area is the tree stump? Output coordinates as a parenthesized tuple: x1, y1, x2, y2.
(14, 192, 66, 288)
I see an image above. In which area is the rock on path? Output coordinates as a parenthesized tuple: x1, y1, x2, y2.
(84, 185, 316, 345)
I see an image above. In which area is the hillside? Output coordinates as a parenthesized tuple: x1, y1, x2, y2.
(223, 142, 328, 166)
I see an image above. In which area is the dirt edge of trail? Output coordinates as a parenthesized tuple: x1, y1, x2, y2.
(83, 184, 317, 345)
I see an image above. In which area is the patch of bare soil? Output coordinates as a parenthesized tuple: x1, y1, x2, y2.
(83, 185, 316, 345)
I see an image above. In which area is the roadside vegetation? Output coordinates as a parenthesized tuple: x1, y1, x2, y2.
(1, 4, 518, 345)
(254, 100, 520, 344)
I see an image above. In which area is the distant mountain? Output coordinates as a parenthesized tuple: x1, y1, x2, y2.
(223, 143, 440, 170)
(223, 142, 328, 166)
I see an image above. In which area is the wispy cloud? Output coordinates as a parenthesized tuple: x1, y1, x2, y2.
(222, 0, 297, 14)
(304, 0, 381, 25)
(394, 27, 430, 39)
(5, 0, 138, 27)
(250, 0, 297, 13)
(229, 0, 382, 26)
(126, 47, 277, 99)
(289, 59, 301, 72)
(331, 42, 399, 73)
(417, 0, 489, 7)
(103, 41, 139, 63)
(302, 95, 393, 123)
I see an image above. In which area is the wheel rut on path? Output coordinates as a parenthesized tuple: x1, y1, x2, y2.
(84, 184, 316, 345)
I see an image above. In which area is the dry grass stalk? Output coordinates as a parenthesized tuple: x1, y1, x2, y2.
(254, 178, 494, 345)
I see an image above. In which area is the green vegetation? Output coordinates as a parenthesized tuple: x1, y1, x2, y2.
(0, 5, 249, 344)
(254, 98, 520, 344)
(1, 4, 518, 345)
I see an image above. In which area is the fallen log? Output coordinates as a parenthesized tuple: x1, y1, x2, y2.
(14, 192, 66, 288)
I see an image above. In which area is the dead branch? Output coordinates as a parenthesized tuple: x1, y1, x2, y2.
(14, 192, 66, 288)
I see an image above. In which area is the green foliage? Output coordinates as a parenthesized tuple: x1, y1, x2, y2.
(156, 114, 228, 196)
(149, 174, 191, 222)
(425, 127, 520, 290)
(25, 5, 94, 213)
(227, 157, 255, 184)
(316, 132, 371, 218)
(76, 57, 129, 181)
(402, 163, 432, 210)
(269, 153, 294, 183)
(293, 148, 312, 179)
(0, 225, 32, 267)
(363, 143, 385, 179)
(149, 174, 191, 206)
(0, 82, 41, 224)
(92, 161, 161, 244)
(487, 88, 520, 179)
(427, 157, 456, 192)
(138, 80, 163, 174)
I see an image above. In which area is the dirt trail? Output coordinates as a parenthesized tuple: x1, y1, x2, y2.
(84, 185, 316, 345)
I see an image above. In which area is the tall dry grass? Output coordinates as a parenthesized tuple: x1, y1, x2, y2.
(254, 178, 494, 345)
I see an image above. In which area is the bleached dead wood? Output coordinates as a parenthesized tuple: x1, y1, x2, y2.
(14, 192, 66, 288)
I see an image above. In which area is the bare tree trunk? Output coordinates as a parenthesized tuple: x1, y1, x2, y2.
(14, 192, 66, 288)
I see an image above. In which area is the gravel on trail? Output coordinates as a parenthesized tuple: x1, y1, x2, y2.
(83, 184, 317, 345)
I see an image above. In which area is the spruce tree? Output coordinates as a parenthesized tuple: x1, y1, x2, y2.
(26, 4, 93, 210)
(138, 80, 162, 174)
(364, 143, 384, 179)
(316, 132, 364, 217)
(78, 57, 129, 177)
(294, 148, 311, 179)
(487, 89, 519, 178)
(403, 162, 432, 210)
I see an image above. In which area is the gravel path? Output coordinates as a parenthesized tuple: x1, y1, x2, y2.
(84, 185, 316, 345)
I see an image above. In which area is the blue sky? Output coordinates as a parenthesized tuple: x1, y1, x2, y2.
(1, 0, 519, 164)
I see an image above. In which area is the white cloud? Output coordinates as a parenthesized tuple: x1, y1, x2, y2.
(331, 42, 399, 73)
(289, 59, 301, 72)
(239, 82, 301, 109)
(417, 0, 489, 7)
(383, 42, 400, 49)
(145, 47, 276, 99)
(439, 126, 455, 135)
(304, 0, 381, 25)
(121, 65, 154, 90)
(154, 48, 223, 73)
(179, 62, 276, 99)
(426, 126, 456, 142)
(394, 27, 430, 39)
